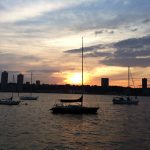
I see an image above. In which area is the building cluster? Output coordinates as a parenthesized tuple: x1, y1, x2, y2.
(101, 78, 148, 89)
(0, 71, 149, 94)
(0, 71, 40, 91)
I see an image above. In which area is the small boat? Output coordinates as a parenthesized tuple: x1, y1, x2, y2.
(0, 97, 20, 105)
(112, 67, 139, 105)
(51, 96, 99, 114)
(51, 38, 99, 114)
(113, 96, 139, 105)
(20, 72, 38, 100)
(0, 75, 20, 105)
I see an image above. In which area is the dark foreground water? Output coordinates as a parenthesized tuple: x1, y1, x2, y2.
(0, 93, 150, 150)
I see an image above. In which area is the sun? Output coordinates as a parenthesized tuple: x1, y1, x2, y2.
(69, 73, 82, 84)
(66, 72, 89, 85)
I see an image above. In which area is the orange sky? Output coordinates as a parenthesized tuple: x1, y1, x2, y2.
(0, 0, 150, 87)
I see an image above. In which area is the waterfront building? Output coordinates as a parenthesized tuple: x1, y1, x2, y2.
(142, 78, 147, 89)
(1, 71, 8, 91)
(36, 80, 40, 86)
(17, 74, 24, 91)
(26, 82, 30, 85)
(101, 78, 109, 87)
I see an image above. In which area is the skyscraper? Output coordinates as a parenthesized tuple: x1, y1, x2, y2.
(1, 71, 8, 91)
(17, 74, 24, 91)
(142, 78, 147, 89)
(101, 78, 109, 87)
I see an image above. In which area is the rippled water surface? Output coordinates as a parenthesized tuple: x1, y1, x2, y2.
(0, 93, 150, 150)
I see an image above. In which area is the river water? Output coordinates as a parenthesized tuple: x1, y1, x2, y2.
(0, 93, 150, 150)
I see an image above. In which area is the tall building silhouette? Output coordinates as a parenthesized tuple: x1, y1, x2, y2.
(36, 80, 40, 86)
(17, 74, 24, 91)
(101, 78, 109, 87)
(1, 71, 8, 91)
(142, 78, 147, 89)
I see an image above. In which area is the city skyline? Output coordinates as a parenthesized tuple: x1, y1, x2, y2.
(0, 71, 149, 88)
(0, 0, 150, 86)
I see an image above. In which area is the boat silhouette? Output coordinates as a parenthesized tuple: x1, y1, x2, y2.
(113, 67, 139, 105)
(50, 38, 99, 114)
(0, 75, 20, 105)
(20, 72, 38, 100)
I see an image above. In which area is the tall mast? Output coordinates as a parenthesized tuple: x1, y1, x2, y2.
(31, 72, 32, 96)
(128, 66, 130, 88)
(12, 74, 15, 98)
(81, 37, 83, 106)
(127, 66, 130, 97)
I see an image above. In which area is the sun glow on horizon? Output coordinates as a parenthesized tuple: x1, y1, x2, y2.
(69, 73, 82, 84)
(65, 72, 89, 85)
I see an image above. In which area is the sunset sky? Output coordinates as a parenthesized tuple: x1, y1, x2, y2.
(0, 0, 150, 87)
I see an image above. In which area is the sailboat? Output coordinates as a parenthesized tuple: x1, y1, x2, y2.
(0, 75, 20, 105)
(50, 38, 99, 114)
(20, 72, 38, 100)
(0, 97, 20, 105)
(112, 66, 139, 105)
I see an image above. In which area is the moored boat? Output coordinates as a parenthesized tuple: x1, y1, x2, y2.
(51, 38, 99, 114)
(0, 75, 21, 105)
(112, 67, 139, 105)
(113, 96, 139, 105)
(20, 72, 38, 100)
(51, 96, 99, 114)
(0, 97, 20, 105)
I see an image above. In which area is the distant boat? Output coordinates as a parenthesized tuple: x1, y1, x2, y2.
(112, 67, 139, 105)
(20, 96, 38, 100)
(50, 38, 99, 114)
(112, 96, 138, 105)
(0, 75, 20, 105)
(20, 72, 38, 100)
(0, 97, 20, 105)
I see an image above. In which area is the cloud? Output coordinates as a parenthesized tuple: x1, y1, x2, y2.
(130, 28, 138, 32)
(95, 30, 104, 35)
(114, 35, 150, 49)
(102, 57, 150, 67)
(64, 43, 114, 60)
(0, 0, 92, 23)
(101, 35, 150, 67)
(0, 1, 66, 23)
(64, 44, 109, 53)
(84, 51, 112, 58)
(142, 18, 150, 24)
(19, 55, 41, 62)
(95, 29, 115, 36)
(27, 69, 60, 74)
(0, 52, 41, 61)
(0, 52, 43, 71)
(65, 35, 150, 67)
